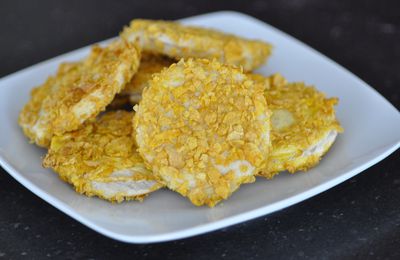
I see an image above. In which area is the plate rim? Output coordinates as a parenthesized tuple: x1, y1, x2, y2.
(0, 10, 399, 243)
(1, 143, 399, 243)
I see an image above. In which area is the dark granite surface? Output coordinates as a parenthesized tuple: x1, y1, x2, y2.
(0, 0, 399, 259)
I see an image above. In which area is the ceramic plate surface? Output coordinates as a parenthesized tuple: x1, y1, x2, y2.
(0, 11, 399, 243)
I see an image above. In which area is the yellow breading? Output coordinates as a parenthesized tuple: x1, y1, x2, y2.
(121, 52, 175, 100)
(134, 59, 271, 207)
(43, 111, 163, 202)
(119, 72, 279, 106)
(121, 19, 272, 71)
(257, 74, 343, 178)
(18, 40, 141, 147)
(107, 53, 175, 107)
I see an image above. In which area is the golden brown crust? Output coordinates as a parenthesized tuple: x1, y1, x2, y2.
(257, 74, 343, 178)
(108, 53, 175, 107)
(121, 52, 175, 97)
(134, 59, 270, 207)
(124, 72, 281, 105)
(121, 19, 272, 71)
(43, 111, 162, 202)
(18, 40, 141, 147)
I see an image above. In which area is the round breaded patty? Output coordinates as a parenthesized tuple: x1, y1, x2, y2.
(43, 111, 162, 202)
(134, 59, 271, 207)
(121, 19, 272, 71)
(18, 40, 141, 147)
(258, 74, 343, 178)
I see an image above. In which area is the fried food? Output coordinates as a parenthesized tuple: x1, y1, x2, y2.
(107, 53, 174, 108)
(121, 52, 175, 104)
(43, 111, 162, 202)
(257, 74, 343, 178)
(121, 19, 272, 71)
(134, 59, 271, 207)
(117, 72, 278, 106)
(18, 40, 141, 147)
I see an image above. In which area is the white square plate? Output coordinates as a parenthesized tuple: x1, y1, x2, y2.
(0, 11, 399, 243)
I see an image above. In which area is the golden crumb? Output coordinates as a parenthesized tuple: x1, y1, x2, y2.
(134, 59, 271, 207)
(122, 72, 285, 105)
(18, 40, 141, 147)
(108, 53, 175, 107)
(256, 74, 343, 178)
(121, 19, 272, 71)
(43, 111, 163, 202)
(121, 52, 175, 98)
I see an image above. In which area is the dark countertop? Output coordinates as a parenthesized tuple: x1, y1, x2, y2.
(1, 0, 399, 259)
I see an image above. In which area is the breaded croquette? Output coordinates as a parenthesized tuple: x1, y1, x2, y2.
(43, 111, 162, 202)
(19, 40, 141, 147)
(121, 19, 272, 71)
(258, 74, 343, 178)
(134, 59, 271, 207)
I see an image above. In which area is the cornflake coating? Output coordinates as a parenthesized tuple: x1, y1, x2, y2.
(122, 72, 274, 105)
(134, 59, 271, 207)
(18, 40, 141, 147)
(121, 19, 272, 71)
(108, 53, 175, 108)
(43, 111, 162, 202)
(121, 52, 175, 103)
(258, 74, 343, 178)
